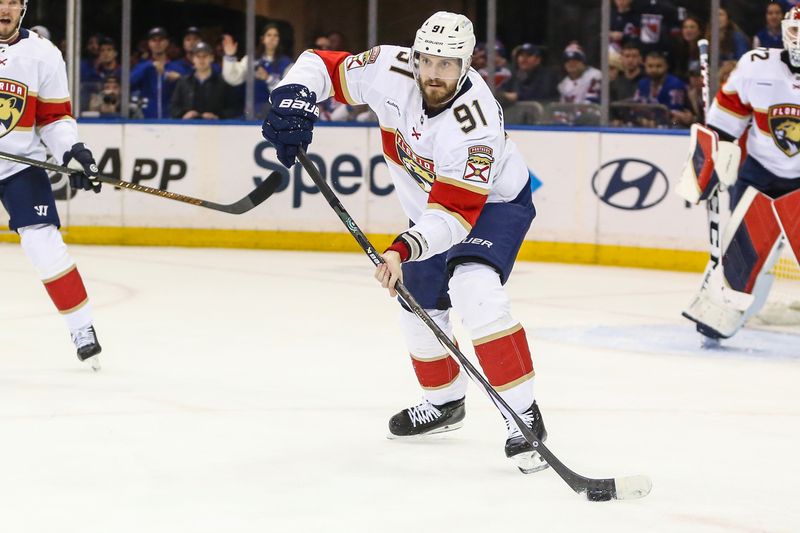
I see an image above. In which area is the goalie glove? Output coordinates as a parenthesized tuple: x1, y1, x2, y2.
(676, 123, 741, 204)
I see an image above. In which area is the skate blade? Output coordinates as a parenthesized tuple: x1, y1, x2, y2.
(386, 421, 463, 440)
(511, 450, 549, 474)
(88, 356, 101, 372)
(700, 335, 721, 349)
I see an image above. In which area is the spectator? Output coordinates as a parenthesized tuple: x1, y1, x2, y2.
(171, 42, 237, 120)
(312, 34, 331, 50)
(80, 33, 105, 85)
(610, 0, 641, 53)
(635, 51, 688, 114)
(167, 26, 202, 77)
(611, 41, 644, 101)
(707, 7, 750, 61)
(670, 14, 703, 81)
(637, 0, 682, 56)
(672, 68, 702, 127)
(754, 2, 784, 49)
(718, 59, 738, 84)
(222, 23, 293, 118)
(30, 25, 50, 41)
(473, 41, 512, 89)
(88, 75, 122, 116)
(499, 43, 558, 105)
(558, 43, 602, 104)
(327, 30, 346, 51)
(130, 27, 179, 119)
(87, 37, 122, 82)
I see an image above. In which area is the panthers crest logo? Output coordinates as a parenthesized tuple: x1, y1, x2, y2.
(0, 79, 27, 138)
(768, 104, 800, 157)
(395, 131, 435, 191)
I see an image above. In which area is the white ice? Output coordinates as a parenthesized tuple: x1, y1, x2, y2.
(1, 243, 798, 533)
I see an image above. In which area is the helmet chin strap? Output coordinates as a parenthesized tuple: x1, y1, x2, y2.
(0, 7, 25, 44)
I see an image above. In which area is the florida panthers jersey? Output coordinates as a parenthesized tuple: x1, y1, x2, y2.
(0, 29, 78, 181)
(708, 48, 800, 179)
(276, 45, 529, 261)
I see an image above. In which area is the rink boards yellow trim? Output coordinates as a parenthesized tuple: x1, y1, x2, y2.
(0, 226, 711, 273)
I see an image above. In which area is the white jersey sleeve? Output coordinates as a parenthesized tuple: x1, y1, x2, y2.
(706, 53, 753, 138)
(276, 46, 398, 107)
(36, 43, 78, 163)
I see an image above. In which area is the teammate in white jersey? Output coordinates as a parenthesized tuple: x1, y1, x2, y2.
(262, 12, 546, 473)
(0, 0, 103, 367)
(678, 7, 800, 341)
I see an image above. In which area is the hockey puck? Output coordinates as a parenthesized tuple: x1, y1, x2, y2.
(586, 489, 614, 502)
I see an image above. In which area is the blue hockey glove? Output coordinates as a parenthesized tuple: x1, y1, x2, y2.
(262, 84, 320, 168)
(64, 142, 101, 193)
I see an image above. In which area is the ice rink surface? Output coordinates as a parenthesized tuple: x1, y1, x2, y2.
(1, 243, 798, 533)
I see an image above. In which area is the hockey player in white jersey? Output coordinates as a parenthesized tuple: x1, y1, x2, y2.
(262, 12, 546, 473)
(0, 0, 103, 368)
(677, 7, 800, 342)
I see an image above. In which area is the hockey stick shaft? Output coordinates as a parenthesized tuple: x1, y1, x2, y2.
(0, 149, 281, 215)
(699, 39, 722, 277)
(296, 149, 650, 501)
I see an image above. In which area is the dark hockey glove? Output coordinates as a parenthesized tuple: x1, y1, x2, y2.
(262, 84, 320, 168)
(64, 142, 101, 193)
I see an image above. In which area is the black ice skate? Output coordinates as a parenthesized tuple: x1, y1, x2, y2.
(504, 401, 549, 474)
(387, 398, 465, 439)
(71, 324, 102, 371)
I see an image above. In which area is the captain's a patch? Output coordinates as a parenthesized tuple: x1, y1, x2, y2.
(462, 145, 494, 184)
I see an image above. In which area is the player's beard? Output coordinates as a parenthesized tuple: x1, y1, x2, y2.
(419, 77, 459, 110)
(0, 11, 21, 42)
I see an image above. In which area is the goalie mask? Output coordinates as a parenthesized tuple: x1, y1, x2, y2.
(783, 7, 800, 67)
(411, 11, 475, 106)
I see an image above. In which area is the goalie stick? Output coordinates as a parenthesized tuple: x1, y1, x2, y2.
(697, 39, 723, 289)
(0, 149, 282, 215)
(295, 149, 651, 501)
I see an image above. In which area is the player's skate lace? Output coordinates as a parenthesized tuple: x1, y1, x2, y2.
(505, 409, 535, 439)
(70, 325, 96, 348)
(407, 400, 443, 427)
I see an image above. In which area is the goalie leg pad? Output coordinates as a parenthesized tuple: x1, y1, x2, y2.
(722, 187, 783, 294)
(449, 263, 534, 413)
(399, 308, 467, 406)
(773, 188, 800, 264)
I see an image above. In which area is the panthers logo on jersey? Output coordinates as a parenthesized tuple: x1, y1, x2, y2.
(768, 104, 800, 157)
(393, 130, 436, 191)
(0, 79, 27, 138)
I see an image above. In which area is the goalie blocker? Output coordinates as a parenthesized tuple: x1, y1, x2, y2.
(676, 123, 741, 204)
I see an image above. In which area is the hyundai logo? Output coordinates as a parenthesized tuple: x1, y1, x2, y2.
(591, 159, 669, 211)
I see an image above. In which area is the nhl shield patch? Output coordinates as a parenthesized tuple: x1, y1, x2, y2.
(462, 145, 494, 184)
(768, 104, 800, 157)
(0, 79, 27, 138)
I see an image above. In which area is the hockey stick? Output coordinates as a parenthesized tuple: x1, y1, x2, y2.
(296, 149, 651, 501)
(698, 39, 722, 287)
(0, 149, 282, 215)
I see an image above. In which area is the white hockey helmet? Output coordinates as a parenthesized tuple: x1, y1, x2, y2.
(411, 11, 475, 93)
(782, 6, 800, 67)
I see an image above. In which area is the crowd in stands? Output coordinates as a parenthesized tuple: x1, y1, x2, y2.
(35, 0, 792, 127)
(493, 0, 791, 128)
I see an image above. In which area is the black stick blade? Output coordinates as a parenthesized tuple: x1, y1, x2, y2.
(249, 171, 283, 206)
(221, 171, 283, 215)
